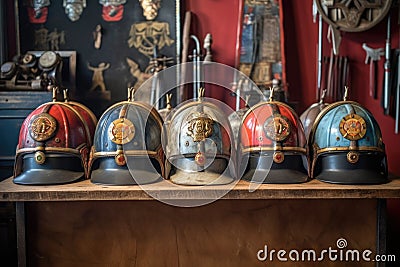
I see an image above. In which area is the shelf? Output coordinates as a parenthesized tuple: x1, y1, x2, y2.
(1, 177, 400, 201)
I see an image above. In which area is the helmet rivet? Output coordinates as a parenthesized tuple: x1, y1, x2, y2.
(195, 151, 206, 166)
(273, 151, 284, 164)
(336, 136, 340, 141)
(34, 151, 46, 164)
(258, 136, 263, 142)
(347, 151, 359, 164)
(185, 141, 189, 146)
(115, 153, 126, 166)
(55, 137, 60, 143)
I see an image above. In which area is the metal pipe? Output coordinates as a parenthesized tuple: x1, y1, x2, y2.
(190, 35, 201, 99)
(236, 77, 244, 111)
(317, 14, 323, 99)
(383, 15, 391, 114)
(396, 53, 400, 134)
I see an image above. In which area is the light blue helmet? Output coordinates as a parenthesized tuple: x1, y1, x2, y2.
(309, 100, 387, 184)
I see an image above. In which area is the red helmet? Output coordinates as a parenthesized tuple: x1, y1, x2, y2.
(239, 99, 308, 183)
(13, 101, 92, 185)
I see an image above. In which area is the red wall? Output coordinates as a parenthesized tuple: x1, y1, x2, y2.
(283, 0, 400, 177)
(187, 0, 400, 177)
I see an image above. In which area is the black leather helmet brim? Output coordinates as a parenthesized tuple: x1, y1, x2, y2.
(13, 154, 84, 185)
(314, 152, 388, 184)
(14, 169, 84, 185)
(90, 157, 162, 185)
(240, 153, 308, 184)
(242, 169, 308, 184)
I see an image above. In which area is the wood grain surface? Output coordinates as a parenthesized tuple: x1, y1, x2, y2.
(0, 177, 400, 201)
(25, 199, 378, 267)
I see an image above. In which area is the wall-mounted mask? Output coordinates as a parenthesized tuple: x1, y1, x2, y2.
(139, 0, 161, 21)
(99, 0, 126, 21)
(63, 0, 86, 22)
(25, 0, 51, 23)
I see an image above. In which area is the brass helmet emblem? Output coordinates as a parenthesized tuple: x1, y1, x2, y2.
(107, 118, 135, 145)
(339, 114, 367, 141)
(29, 113, 57, 142)
(186, 115, 214, 142)
(263, 114, 291, 142)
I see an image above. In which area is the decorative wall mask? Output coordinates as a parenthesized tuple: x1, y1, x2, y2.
(139, 0, 161, 21)
(99, 0, 126, 21)
(25, 0, 51, 23)
(63, 0, 87, 22)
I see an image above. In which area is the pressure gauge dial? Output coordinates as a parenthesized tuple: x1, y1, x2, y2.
(39, 51, 60, 69)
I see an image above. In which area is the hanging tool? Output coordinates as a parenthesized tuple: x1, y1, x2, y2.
(326, 49, 334, 101)
(313, 0, 324, 100)
(396, 52, 400, 134)
(383, 15, 391, 115)
(327, 25, 341, 56)
(362, 43, 384, 99)
(149, 47, 159, 107)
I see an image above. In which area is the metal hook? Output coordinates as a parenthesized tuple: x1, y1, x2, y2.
(166, 93, 172, 110)
(319, 89, 327, 104)
(245, 94, 251, 108)
(128, 87, 136, 102)
(63, 88, 69, 102)
(343, 86, 349, 101)
(52, 86, 58, 102)
(198, 87, 205, 101)
(268, 87, 274, 102)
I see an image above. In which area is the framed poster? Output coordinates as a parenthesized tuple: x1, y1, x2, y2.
(16, 0, 181, 116)
(239, 0, 286, 104)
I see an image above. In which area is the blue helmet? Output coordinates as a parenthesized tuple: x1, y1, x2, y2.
(309, 100, 387, 184)
(89, 88, 164, 185)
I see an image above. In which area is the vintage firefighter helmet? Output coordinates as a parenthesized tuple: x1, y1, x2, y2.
(165, 88, 235, 185)
(89, 88, 164, 185)
(239, 89, 308, 183)
(13, 93, 92, 185)
(300, 89, 329, 140)
(309, 89, 387, 184)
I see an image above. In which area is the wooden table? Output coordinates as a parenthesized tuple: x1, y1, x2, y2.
(1, 178, 400, 267)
